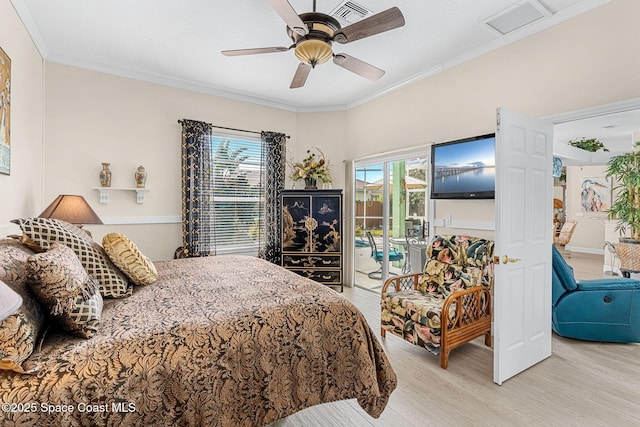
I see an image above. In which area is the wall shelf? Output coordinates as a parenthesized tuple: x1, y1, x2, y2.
(93, 187, 149, 204)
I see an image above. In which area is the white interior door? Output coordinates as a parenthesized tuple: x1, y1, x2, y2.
(493, 108, 553, 385)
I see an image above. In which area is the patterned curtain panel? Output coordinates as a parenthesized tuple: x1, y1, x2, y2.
(260, 131, 286, 264)
(179, 119, 215, 257)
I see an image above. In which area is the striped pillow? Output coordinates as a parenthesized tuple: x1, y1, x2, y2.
(12, 218, 132, 298)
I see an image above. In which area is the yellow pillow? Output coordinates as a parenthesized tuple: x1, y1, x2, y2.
(102, 233, 157, 286)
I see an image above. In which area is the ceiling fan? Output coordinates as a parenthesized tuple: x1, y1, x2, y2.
(221, 0, 405, 88)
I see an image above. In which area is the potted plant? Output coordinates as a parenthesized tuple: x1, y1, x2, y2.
(568, 137, 608, 152)
(606, 143, 640, 272)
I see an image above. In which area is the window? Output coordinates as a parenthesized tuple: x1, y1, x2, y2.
(211, 134, 264, 255)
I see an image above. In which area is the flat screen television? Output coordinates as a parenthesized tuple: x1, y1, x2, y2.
(430, 133, 496, 199)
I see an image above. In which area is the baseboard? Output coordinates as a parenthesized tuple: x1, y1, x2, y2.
(564, 245, 604, 255)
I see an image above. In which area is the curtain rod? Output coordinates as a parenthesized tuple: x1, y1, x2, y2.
(178, 120, 290, 139)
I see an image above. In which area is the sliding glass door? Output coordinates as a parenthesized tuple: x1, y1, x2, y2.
(353, 154, 429, 290)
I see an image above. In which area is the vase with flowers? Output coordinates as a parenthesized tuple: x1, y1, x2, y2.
(288, 148, 332, 189)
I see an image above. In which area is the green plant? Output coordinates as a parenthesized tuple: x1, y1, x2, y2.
(568, 137, 608, 152)
(606, 142, 640, 240)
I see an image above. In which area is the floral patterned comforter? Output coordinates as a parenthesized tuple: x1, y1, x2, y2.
(0, 255, 396, 426)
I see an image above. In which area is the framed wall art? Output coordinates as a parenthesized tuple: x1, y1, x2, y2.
(0, 46, 10, 175)
(580, 177, 611, 213)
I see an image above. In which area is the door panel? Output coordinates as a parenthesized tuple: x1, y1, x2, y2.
(494, 108, 553, 384)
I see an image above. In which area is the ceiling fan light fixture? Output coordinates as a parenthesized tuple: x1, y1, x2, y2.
(294, 39, 333, 68)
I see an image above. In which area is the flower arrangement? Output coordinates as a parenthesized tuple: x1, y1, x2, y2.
(288, 148, 332, 186)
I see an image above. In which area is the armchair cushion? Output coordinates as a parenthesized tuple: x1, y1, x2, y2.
(418, 236, 494, 298)
(381, 291, 448, 354)
(418, 260, 469, 297)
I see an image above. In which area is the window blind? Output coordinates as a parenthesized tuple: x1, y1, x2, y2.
(211, 135, 264, 256)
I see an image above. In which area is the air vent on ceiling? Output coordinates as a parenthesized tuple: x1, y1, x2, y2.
(330, 1, 373, 26)
(483, 1, 551, 35)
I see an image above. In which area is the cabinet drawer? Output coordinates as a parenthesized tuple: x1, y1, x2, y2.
(282, 254, 341, 268)
(289, 268, 342, 284)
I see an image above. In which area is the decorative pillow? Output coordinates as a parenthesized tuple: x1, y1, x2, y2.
(0, 239, 46, 373)
(12, 218, 132, 298)
(26, 243, 103, 338)
(102, 233, 158, 286)
(8, 233, 44, 253)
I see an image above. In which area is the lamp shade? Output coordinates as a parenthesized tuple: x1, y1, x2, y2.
(39, 195, 103, 225)
(0, 280, 22, 321)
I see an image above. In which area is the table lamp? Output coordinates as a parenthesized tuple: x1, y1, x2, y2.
(38, 195, 103, 225)
(0, 280, 22, 321)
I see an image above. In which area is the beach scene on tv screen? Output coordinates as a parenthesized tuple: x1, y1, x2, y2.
(433, 137, 495, 194)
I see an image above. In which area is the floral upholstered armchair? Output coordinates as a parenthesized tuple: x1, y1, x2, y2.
(381, 235, 494, 368)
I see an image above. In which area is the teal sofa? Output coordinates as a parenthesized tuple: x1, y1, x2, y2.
(552, 245, 640, 342)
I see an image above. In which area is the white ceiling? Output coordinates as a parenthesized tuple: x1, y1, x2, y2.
(555, 108, 640, 152)
(13, 0, 610, 112)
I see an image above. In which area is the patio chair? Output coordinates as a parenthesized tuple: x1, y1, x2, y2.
(365, 231, 403, 279)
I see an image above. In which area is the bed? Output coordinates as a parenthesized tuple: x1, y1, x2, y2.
(0, 224, 396, 426)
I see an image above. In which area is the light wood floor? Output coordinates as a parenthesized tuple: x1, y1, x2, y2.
(278, 249, 640, 427)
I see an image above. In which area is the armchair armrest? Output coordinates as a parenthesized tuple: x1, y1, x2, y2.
(576, 278, 640, 292)
(439, 286, 492, 369)
(381, 273, 421, 295)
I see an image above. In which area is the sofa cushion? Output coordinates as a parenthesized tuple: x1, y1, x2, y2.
(0, 239, 46, 373)
(102, 233, 157, 286)
(26, 243, 103, 338)
(12, 218, 132, 298)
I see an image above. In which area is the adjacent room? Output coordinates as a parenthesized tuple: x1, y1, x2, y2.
(1, 0, 639, 425)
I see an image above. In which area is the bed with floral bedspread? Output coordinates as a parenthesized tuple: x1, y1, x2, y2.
(1, 254, 396, 426)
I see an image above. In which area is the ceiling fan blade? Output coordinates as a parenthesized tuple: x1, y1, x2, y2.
(267, 0, 308, 36)
(290, 63, 312, 89)
(221, 46, 291, 56)
(333, 7, 405, 44)
(333, 53, 384, 81)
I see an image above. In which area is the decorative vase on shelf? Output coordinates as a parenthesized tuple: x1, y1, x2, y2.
(99, 163, 112, 187)
(304, 177, 317, 190)
(135, 165, 147, 188)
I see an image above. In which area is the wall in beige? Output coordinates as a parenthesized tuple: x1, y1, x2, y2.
(343, 0, 640, 236)
(0, 0, 44, 224)
(44, 63, 298, 260)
